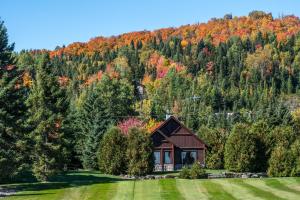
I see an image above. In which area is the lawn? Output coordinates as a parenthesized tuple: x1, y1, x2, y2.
(1, 171, 300, 200)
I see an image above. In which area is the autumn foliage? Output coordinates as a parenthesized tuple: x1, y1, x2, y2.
(117, 117, 144, 135)
(50, 15, 300, 57)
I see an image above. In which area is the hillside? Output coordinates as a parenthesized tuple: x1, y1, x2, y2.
(2, 11, 300, 183)
(50, 12, 300, 56)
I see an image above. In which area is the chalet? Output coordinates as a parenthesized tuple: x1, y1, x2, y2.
(151, 116, 207, 171)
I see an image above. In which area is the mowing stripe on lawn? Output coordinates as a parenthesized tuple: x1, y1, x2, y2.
(232, 179, 286, 200)
(200, 179, 237, 200)
(85, 182, 117, 200)
(277, 177, 300, 191)
(159, 179, 185, 200)
(111, 180, 135, 200)
(61, 186, 91, 200)
(176, 179, 209, 200)
(216, 179, 262, 200)
(265, 178, 300, 196)
(134, 180, 161, 200)
(244, 179, 299, 200)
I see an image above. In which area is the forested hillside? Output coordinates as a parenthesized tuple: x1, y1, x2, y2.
(1, 11, 300, 182)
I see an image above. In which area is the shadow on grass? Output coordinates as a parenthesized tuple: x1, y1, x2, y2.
(1, 171, 126, 195)
(150, 171, 179, 176)
(8, 193, 55, 197)
(265, 178, 300, 195)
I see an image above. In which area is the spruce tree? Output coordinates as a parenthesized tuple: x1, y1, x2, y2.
(76, 75, 135, 169)
(0, 19, 27, 182)
(26, 53, 68, 181)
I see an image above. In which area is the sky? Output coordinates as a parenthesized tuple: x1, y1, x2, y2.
(2, 0, 300, 51)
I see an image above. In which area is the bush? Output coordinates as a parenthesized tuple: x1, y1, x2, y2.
(224, 123, 258, 172)
(126, 127, 154, 176)
(179, 167, 190, 179)
(198, 126, 227, 169)
(267, 145, 293, 177)
(291, 139, 300, 176)
(98, 127, 127, 175)
(179, 164, 207, 179)
(190, 163, 207, 179)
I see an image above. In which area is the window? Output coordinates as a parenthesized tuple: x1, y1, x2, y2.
(154, 151, 160, 164)
(164, 151, 171, 164)
(181, 151, 197, 165)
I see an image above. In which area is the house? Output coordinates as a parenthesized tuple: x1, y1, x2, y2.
(151, 116, 207, 171)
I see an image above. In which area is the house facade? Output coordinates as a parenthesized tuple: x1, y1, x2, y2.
(151, 116, 207, 171)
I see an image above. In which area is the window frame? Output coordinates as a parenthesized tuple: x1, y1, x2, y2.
(154, 151, 161, 165)
(181, 150, 197, 165)
(164, 150, 172, 164)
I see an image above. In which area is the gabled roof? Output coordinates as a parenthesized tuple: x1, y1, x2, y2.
(151, 116, 208, 148)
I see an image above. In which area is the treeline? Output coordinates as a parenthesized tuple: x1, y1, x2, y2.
(1, 11, 300, 182)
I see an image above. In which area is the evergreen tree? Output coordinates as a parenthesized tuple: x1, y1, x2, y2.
(98, 126, 127, 175)
(268, 144, 293, 177)
(126, 127, 153, 176)
(224, 123, 258, 172)
(26, 53, 69, 181)
(0, 19, 27, 182)
(76, 75, 135, 169)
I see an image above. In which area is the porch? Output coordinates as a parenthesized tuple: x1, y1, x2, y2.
(153, 146, 203, 171)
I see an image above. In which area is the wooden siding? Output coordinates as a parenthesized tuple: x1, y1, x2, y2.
(151, 116, 207, 169)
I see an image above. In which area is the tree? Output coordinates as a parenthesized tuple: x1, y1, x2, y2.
(249, 120, 270, 172)
(291, 139, 300, 176)
(98, 127, 127, 175)
(268, 144, 293, 177)
(0, 19, 27, 182)
(126, 127, 153, 176)
(26, 53, 69, 181)
(198, 126, 227, 169)
(224, 123, 258, 172)
(76, 75, 135, 169)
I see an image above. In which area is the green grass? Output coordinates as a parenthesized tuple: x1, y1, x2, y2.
(1, 171, 300, 200)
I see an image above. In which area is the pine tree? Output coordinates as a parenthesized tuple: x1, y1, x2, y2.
(26, 53, 68, 181)
(0, 19, 27, 182)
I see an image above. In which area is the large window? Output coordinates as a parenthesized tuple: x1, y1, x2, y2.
(154, 151, 161, 164)
(181, 151, 197, 165)
(164, 151, 171, 164)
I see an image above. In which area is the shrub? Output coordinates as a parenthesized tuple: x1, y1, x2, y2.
(198, 126, 227, 169)
(126, 127, 154, 176)
(267, 144, 293, 177)
(190, 163, 207, 179)
(224, 123, 258, 172)
(249, 120, 270, 172)
(291, 139, 300, 176)
(179, 167, 190, 179)
(98, 127, 127, 175)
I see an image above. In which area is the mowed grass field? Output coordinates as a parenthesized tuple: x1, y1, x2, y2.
(1, 171, 300, 200)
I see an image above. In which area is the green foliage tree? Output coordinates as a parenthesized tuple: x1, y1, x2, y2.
(224, 123, 258, 172)
(0, 19, 27, 182)
(126, 127, 153, 176)
(26, 53, 69, 181)
(268, 144, 293, 177)
(76, 75, 135, 169)
(290, 139, 300, 176)
(98, 127, 127, 175)
(249, 120, 270, 172)
(198, 126, 227, 169)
